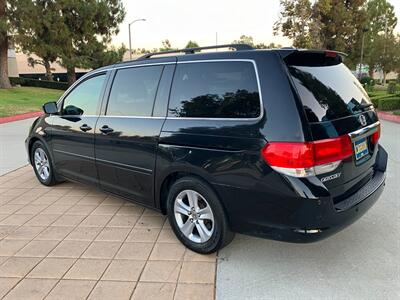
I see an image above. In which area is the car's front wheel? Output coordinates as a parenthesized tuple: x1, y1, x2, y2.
(31, 141, 59, 186)
(167, 176, 234, 253)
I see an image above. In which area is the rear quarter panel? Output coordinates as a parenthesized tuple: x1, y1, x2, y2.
(154, 51, 308, 219)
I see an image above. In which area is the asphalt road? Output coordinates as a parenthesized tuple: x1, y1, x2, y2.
(216, 120, 400, 300)
(0, 118, 34, 175)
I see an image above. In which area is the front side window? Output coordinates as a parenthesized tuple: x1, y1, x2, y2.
(62, 74, 106, 116)
(106, 66, 163, 116)
(168, 61, 260, 118)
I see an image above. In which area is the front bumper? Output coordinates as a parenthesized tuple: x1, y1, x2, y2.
(217, 145, 388, 243)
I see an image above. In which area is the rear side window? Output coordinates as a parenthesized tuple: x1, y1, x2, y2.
(288, 63, 372, 123)
(107, 66, 163, 116)
(168, 61, 260, 118)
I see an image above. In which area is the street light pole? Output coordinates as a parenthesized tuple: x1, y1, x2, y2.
(359, 27, 369, 79)
(129, 18, 146, 60)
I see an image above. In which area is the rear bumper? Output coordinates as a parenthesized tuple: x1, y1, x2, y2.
(216, 145, 388, 243)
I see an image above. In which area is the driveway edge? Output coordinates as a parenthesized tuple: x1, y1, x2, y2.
(377, 111, 400, 124)
(0, 111, 43, 124)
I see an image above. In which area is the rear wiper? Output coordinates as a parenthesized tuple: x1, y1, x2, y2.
(352, 103, 373, 112)
(359, 103, 373, 108)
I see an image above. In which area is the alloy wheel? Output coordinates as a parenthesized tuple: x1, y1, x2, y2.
(174, 189, 215, 243)
(34, 148, 50, 181)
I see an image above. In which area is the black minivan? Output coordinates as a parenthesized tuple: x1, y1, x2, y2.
(26, 44, 387, 253)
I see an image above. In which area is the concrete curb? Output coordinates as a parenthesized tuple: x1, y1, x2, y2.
(378, 111, 400, 124)
(0, 111, 43, 124)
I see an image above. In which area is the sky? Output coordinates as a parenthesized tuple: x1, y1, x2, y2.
(113, 0, 400, 50)
(113, 0, 291, 49)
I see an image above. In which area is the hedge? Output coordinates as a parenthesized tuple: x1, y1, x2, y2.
(9, 77, 68, 90)
(378, 97, 400, 111)
(371, 98, 379, 108)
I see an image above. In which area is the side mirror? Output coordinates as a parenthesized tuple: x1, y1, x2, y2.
(42, 102, 58, 114)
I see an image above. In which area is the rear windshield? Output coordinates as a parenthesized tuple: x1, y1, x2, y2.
(288, 63, 372, 123)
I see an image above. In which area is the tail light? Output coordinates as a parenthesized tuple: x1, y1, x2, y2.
(370, 125, 380, 145)
(261, 135, 353, 177)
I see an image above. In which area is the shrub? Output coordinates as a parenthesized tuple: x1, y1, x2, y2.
(378, 97, 400, 111)
(370, 93, 398, 101)
(387, 82, 397, 94)
(371, 98, 379, 108)
(9, 77, 68, 90)
(360, 76, 375, 86)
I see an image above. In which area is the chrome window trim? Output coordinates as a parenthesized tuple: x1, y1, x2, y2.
(167, 59, 264, 122)
(56, 62, 175, 105)
(57, 59, 264, 122)
(99, 115, 166, 119)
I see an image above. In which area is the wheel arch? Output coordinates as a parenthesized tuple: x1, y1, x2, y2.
(157, 168, 225, 216)
(27, 136, 46, 164)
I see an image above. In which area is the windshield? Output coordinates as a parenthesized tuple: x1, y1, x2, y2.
(288, 63, 372, 123)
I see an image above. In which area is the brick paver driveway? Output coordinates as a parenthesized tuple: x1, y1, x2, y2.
(0, 166, 216, 300)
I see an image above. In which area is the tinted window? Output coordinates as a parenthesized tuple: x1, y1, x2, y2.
(62, 74, 106, 116)
(107, 66, 163, 116)
(153, 65, 175, 117)
(168, 62, 260, 118)
(289, 63, 372, 122)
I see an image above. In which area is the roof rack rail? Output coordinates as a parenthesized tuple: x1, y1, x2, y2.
(137, 44, 253, 60)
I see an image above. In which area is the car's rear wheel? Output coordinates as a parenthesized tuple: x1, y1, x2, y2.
(167, 176, 234, 253)
(31, 141, 59, 186)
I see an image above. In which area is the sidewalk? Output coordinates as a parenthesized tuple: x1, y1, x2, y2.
(0, 166, 216, 299)
(0, 118, 36, 175)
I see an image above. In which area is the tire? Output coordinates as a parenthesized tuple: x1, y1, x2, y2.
(167, 176, 234, 253)
(30, 141, 59, 186)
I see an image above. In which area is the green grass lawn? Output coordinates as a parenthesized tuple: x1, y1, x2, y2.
(0, 87, 64, 117)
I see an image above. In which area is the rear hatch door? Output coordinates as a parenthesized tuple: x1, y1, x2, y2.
(284, 51, 380, 200)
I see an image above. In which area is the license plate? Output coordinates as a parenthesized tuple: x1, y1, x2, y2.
(354, 138, 368, 160)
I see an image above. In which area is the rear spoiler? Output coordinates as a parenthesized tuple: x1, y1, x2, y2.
(277, 49, 348, 66)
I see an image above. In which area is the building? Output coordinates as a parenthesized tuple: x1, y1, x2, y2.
(7, 48, 19, 77)
(16, 52, 88, 81)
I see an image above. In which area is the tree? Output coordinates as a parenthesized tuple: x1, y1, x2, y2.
(273, 0, 315, 48)
(58, 0, 125, 85)
(12, 0, 65, 81)
(87, 44, 126, 69)
(254, 42, 282, 49)
(27, 57, 56, 81)
(232, 35, 281, 49)
(369, 34, 400, 83)
(185, 40, 199, 48)
(159, 39, 176, 51)
(232, 35, 255, 46)
(364, 0, 398, 78)
(0, 0, 12, 88)
(274, 0, 367, 67)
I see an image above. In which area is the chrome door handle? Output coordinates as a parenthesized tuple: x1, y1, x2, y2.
(79, 124, 92, 132)
(99, 125, 114, 134)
